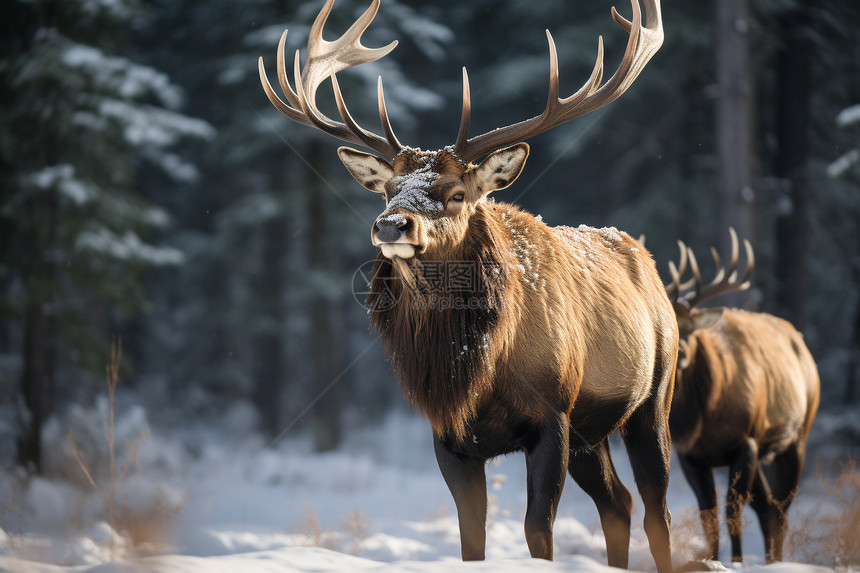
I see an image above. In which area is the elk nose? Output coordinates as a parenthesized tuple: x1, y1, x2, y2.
(374, 214, 410, 242)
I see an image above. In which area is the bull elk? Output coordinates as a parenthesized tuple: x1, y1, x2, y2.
(665, 229, 820, 563)
(259, 1, 674, 569)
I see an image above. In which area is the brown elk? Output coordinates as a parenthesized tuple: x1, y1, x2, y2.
(259, 1, 675, 570)
(665, 229, 820, 564)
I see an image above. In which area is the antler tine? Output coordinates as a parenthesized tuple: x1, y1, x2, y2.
(326, 72, 401, 151)
(302, 0, 395, 93)
(553, 31, 606, 116)
(276, 31, 301, 110)
(377, 76, 402, 151)
(259, 43, 312, 128)
(453, 68, 472, 158)
(667, 260, 682, 302)
(708, 246, 726, 285)
(724, 226, 741, 282)
(455, 0, 662, 164)
(331, 72, 385, 149)
(665, 239, 699, 302)
(665, 240, 686, 299)
(687, 245, 704, 302)
(258, 0, 403, 160)
(682, 228, 755, 308)
(739, 237, 755, 286)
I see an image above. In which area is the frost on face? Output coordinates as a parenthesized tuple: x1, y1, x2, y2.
(387, 162, 443, 214)
(379, 213, 407, 227)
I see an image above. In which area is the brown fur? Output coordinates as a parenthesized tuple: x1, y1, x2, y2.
(670, 305, 821, 562)
(348, 146, 677, 570)
(368, 192, 677, 444)
(368, 204, 509, 438)
(672, 308, 820, 462)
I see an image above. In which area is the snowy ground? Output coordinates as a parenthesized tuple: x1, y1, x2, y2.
(0, 404, 852, 572)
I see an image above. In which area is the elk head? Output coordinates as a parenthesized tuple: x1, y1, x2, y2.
(665, 227, 755, 370)
(259, 0, 663, 265)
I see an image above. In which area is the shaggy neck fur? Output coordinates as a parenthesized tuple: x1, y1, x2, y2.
(368, 203, 510, 439)
(669, 334, 722, 453)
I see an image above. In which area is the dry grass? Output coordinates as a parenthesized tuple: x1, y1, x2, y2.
(65, 337, 182, 558)
(117, 490, 186, 554)
(786, 457, 860, 568)
(340, 509, 371, 554)
(294, 508, 373, 554)
(670, 506, 709, 564)
(0, 469, 26, 552)
(294, 508, 338, 550)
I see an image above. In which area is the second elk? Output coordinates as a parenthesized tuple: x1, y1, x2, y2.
(665, 229, 820, 563)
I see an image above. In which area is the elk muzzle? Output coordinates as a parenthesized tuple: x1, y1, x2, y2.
(372, 212, 423, 259)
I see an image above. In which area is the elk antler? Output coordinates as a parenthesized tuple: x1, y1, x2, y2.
(665, 240, 696, 303)
(453, 0, 663, 164)
(668, 228, 755, 308)
(258, 0, 403, 160)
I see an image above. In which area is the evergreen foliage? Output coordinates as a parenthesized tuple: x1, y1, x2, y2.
(1, 0, 858, 468)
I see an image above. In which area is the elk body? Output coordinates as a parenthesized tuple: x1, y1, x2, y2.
(665, 230, 820, 563)
(259, 1, 675, 570)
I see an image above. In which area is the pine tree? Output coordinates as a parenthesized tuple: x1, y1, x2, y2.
(0, 0, 212, 471)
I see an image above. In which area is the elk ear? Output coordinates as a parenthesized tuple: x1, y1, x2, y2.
(337, 147, 394, 194)
(468, 143, 529, 197)
(689, 307, 725, 331)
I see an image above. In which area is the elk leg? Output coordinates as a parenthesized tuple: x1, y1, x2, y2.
(568, 437, 633, 569)
(677, 454, 719, 561)
(765, 442, 804, 562)
(523, 412, 569, 560)
(749, 463, 778, 562)
(433, 434, 487, 560)
(725, 438, 758, 562)
(621, 400, 673, 573)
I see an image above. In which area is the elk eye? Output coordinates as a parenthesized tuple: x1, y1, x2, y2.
(449, 193, 465, 203)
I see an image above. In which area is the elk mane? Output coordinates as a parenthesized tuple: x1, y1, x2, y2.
(670, 333, 724, 453)
(368, 204, 513, 439)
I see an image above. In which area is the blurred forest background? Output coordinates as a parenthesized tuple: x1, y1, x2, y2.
(1, 0, 858, 473)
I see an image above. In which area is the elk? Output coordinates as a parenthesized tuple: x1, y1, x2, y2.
(665, 229, 820, 564)
(259, 1, 675, 570)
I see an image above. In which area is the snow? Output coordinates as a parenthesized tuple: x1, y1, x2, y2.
(96, 99, 215, 148)
(0, 406, 847, 573)
(62, 44, 183, 109)
(827, 148, 859, 178)
(501, 211, 542, 291)
(79, 0, 137, 20)
(387, 162, 443, 213)
(598, 226, 624, 244)
(28, 165, 92, 205)
(836, 104, 860, 127)
(379, 213, 408, 227)
(75, 228, 184, 265)
(386, 2, 455, 62)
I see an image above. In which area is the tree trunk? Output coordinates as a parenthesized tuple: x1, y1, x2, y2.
(715, 0, 756, 256)
(17, 173, 58, 472)
(306, 143, 344, 452)
(18, 297, 46, 471)
(773, 7, 812, 329)
(252, 172, 289, 439)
